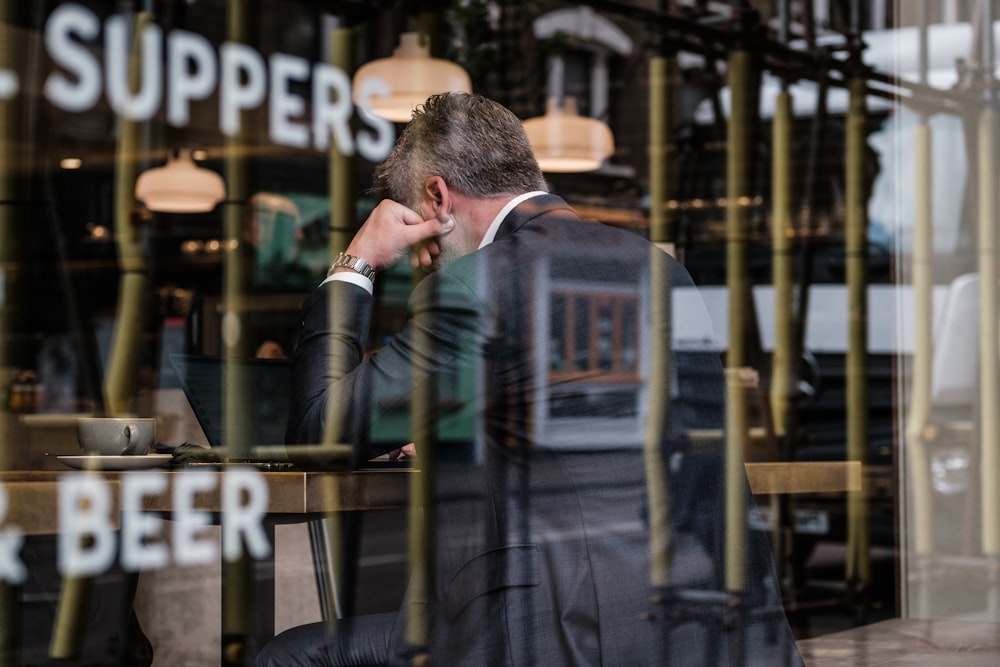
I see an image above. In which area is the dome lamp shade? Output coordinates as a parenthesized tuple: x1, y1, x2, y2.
(523, 97, 615, 173)
(352, 32, 472, 123)
(134, 149, 225, 213)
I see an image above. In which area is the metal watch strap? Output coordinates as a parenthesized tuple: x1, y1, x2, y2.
(329, 252, 376, 281)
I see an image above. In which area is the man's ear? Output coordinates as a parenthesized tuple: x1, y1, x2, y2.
(423, 176, 451, 219)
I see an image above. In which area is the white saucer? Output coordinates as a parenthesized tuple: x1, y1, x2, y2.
(57, 454, 173, 471)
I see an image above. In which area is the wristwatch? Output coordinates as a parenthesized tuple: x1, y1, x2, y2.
(329, 252, 376, 281)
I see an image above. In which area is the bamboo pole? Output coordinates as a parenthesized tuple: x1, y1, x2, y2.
(725, 49, 751, 593)
(645, 54, 673, 589)
(316, 25, 356, 628)
(903, 0, 937, 617)
(844, 76, 871, 588)
(0, 2, 21, 660)
(649, 55, 675, 254)
(974, 0, 1000, 616)
(906, 115, 935, 618)
(769, 84, 795, 601)
(770, 90, 793, 440)
(405, 289, 436, 654)
(319, 24, 356, 451)
(50, 11, 153, 660)
(220, 3, 253, 664)
(905, 119, 935, 557)
(102, 11, 153, 416)
(405, 19, 439, 659)
(329, 28, 356, 262)
(979, 104, 1000, 558)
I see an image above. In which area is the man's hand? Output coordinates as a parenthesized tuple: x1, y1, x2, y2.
(387, 443, 417, 460)
(342, 200, 449, 273)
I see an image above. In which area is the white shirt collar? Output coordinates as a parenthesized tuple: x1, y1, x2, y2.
(478, 191, 548, 249)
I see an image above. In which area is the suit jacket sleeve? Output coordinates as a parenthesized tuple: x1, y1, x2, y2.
(285, 268, 487, 460)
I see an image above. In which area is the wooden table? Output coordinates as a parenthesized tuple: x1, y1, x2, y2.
(0, 468, 411, 534)
(0, 467, 411, 665)
(0, 460, 859, 663)
(0, 460, 860, 535)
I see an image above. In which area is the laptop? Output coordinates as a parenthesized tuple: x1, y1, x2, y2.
(169, 353, 292, 450)
(169, 353, 410, 469)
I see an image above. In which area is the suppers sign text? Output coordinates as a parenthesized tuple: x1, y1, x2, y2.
(32, 3, 394, 161)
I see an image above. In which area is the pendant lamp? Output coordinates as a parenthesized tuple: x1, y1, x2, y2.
(135, 148, 226, 213)
(352, 32, 472, 123)
(523, 97, 615, 173)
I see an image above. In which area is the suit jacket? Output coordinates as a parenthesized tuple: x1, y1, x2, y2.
(287, 194, 803, 666)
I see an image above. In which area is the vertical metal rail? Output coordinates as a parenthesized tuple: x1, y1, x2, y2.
(645, 52, 673, 591)
(221, 2, 254, 664)
(50, 10, 153, 661)
(844, 73, 871, 600)
(905, 0, 936, 617)
(725, 49, 751, 595)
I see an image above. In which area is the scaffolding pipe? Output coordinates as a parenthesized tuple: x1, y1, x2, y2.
(844, 75, 871, 588)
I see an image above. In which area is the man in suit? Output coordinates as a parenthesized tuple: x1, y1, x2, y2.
(259, 92, 802, 666)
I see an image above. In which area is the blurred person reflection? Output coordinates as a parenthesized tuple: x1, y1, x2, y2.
(259, 93, 802, 666)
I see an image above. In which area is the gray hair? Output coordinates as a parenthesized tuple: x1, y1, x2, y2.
(374, 92, 547, 206)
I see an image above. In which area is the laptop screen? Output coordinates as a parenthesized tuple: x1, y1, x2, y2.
(169, 353, 292, 449)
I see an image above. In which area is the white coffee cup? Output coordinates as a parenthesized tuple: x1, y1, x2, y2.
(77, 417, 157, 456)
